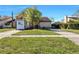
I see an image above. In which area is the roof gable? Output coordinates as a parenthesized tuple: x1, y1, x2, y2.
(40, 17, 51, 22)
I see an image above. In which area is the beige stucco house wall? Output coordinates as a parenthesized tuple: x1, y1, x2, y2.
(39, 22, 51, 28)
(39, 17, 51, 28)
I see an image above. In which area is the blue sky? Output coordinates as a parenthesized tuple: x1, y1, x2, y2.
(0, 5, 79, 21)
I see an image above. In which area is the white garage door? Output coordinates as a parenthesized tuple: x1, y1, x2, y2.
(16, 20, 25, 30)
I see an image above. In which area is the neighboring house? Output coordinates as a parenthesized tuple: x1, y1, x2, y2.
(39, 17, 51, 29)
(63, 16, 79, 23)
(0, 16, 15, 28)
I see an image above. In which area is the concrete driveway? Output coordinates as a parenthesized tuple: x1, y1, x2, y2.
(0, 30, 20, 39)
(51, 29, 79, 45)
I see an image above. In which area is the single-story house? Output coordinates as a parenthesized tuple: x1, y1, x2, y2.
(16, 15, 31, 29)
(16, 16, 51, 30)
(39, 17, 51, 29)
(0, 16, 15, 28)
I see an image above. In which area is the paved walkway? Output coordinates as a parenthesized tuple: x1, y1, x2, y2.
(51, 29, 79, 45)
(11, 35, 64, 37)
(0, 30, 20, 39)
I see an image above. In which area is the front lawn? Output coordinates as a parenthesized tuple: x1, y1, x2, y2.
(0, 37, 79, 54)
(14, 29, 58, 35)
(62, 29, 79, 34)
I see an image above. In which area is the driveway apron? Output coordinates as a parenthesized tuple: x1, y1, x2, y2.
(51, 29, 79, 45)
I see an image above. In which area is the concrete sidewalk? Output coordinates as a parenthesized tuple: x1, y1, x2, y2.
(11, 35, 64, 37)
(51, 29, 79, 45)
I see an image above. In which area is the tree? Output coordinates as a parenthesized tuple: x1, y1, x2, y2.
(18, 6, 42, 28)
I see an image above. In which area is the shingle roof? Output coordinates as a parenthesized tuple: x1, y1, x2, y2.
(40, 17, 51, 22)
(0, 17, 12, 26)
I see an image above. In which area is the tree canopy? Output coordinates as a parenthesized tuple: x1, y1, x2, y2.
(17, 6, 42, 27)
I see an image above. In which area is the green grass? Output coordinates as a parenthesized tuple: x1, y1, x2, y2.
(0, 28, 14, 32)
(62, 29, 79, 34)
(0, 37, 79, 54)
(14, 29, 58, 35)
